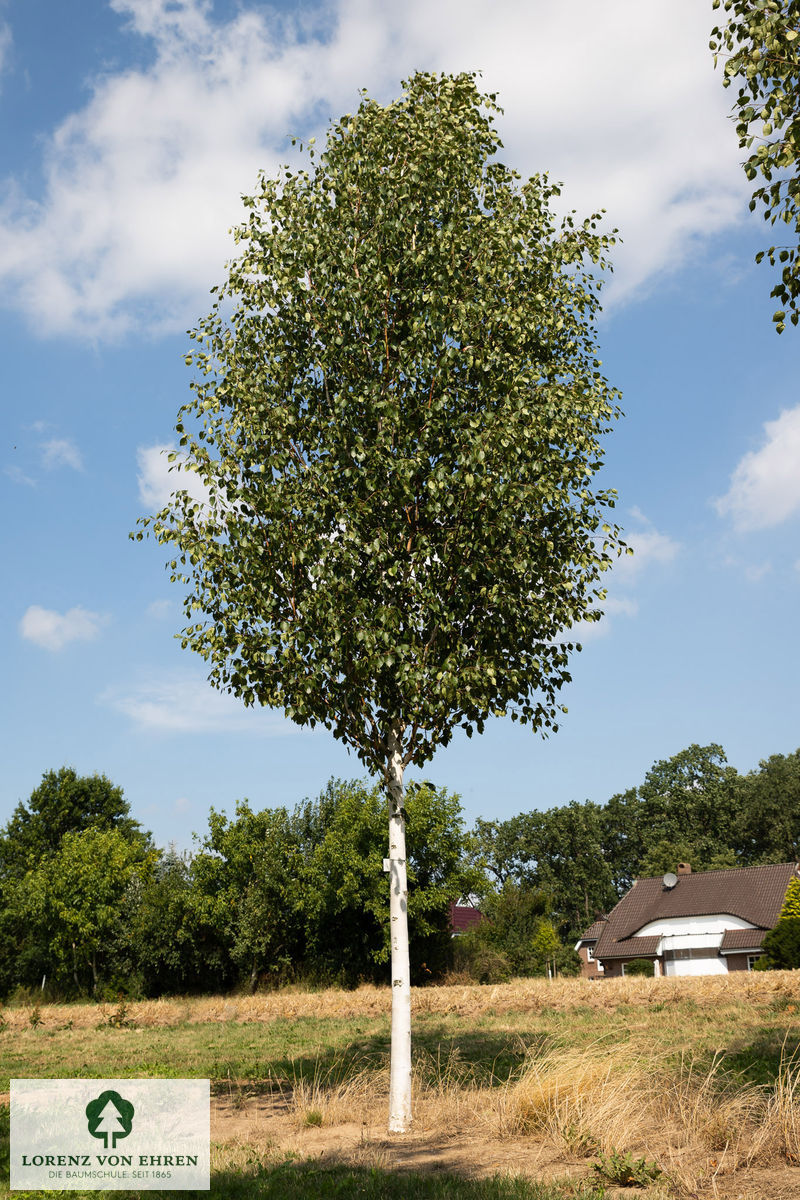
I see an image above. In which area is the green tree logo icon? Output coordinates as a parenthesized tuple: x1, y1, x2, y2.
(85, 1090, 135, 1149)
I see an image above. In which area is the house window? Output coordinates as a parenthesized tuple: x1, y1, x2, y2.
(586, 945, 595, 962)
(663, 947, 720, 962)
(747, 955, 759, 971)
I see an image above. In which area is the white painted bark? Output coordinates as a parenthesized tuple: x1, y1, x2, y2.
(387, 728, 412, 1133)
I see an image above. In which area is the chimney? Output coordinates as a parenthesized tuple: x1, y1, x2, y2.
(677, 863, 692, 875)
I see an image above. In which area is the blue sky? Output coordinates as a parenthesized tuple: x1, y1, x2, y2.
(1, 0, 798, 852)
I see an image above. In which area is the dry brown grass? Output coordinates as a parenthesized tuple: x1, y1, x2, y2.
(282, 1044, 486, 1133)
(6, 973, 800, 1195)
(284, 1053, 389, 1129)
(4, 969, 800, 1031)
(494, 1044, 655, 1155)
(277, 1034, 800, 1195)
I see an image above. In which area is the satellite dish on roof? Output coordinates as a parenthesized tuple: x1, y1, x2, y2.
(662, 872, 678, 890)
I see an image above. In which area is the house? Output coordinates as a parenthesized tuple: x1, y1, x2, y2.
(448, 901, 482, 935)
(574, 918, 606, 979)
(575, 861, 799, 978)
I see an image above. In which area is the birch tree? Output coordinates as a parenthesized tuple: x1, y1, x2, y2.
(136, 71, 624, 1131)
(711, 0, 800, 331)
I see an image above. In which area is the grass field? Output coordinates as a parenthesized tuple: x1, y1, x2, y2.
(3, 972, 800, 1198)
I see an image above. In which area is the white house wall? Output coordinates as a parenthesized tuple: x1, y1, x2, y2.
(664, 955, 728, 978)
(618, 915, 757, 978)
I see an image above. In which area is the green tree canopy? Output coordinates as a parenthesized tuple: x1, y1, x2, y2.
(736, 749, 800, 863)
(469, 802, 619, 938)
(0, 766, 149, 878)
(191, 779, 476, 989)
(636, 744, 740, 852)
(191, 800, 305, 991)
(115, 849, 231, 998)
(138, 70, 623, 769)
(296, 778, 475, 984)
(529, 800, 617, 937)
(602, 745, 741, 887)
(757, 916, 800, 969)
(9, 827, 154, 994)
(601, 787, 645, 895)
(467, 812, 547, 890)
(711, 0, 800, 331)
(779, 875, 800, 917)
(452, 881, 578, 981)
(137, 70, 623, 1130)
(637, 839, 738, 879)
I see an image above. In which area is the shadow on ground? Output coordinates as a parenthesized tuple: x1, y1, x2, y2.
(0, 1102, 606, 1200)
(721, 1027, 800, 1086)
(206, 1025, 556, 1095)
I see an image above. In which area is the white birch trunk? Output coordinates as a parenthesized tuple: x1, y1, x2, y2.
(387, 728, 412, 1133)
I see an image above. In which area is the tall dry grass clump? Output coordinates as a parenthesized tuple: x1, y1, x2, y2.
(286, 1044, 487, 1132)
(494, 1044, 657, 1156)
(488, 1041, 800, 1181)
(651, 1047, 800, 1176)
(285, 1052, 387, 1129)
(271, 1038, 800, 1197)
(409, 1044, 491, 1132)
(764, 1046, 800, 1164)
(659, 1053, 772, 1171)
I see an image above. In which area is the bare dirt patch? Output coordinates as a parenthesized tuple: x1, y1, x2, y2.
(210, 1092, 800, 1198)
(212, 1092, 584, 1183)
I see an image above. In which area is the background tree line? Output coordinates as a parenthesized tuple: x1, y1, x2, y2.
(0, 770, 473, 1000)
(2, 741, 799, 999)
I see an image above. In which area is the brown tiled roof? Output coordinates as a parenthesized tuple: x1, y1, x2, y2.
(720, 928, 767, 953)
(577, 920, 607, 943)
(594, 862, 797, 961)
(597, 935, 661, 961)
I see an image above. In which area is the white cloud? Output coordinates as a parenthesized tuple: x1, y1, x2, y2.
(111, 0, 213, 44)
(602, 596, 640, 620)
(146, 597, 172, 619)
(4, 464, 36, 487)
(0, 0, 747, 339)
(625, 528, 681, 573)
(389, 0, 746, 310)
(137, 442, 210, 509)
(745, 561, 772, 583)
(20, 604, 109, 651)
(102, 669, 299, 734)
(564, 511, 678, 642)
(41, 437, 84, 471)
(0, 23, 11, 84)
(568, 596, 639, 644)
(612, 511, 681, 582)
(715, 405, 800, 532)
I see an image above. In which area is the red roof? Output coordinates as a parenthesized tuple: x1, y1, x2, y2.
(449, 902, 482, 933)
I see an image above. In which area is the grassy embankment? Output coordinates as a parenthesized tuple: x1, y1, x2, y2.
(2, 972, 800, 1198)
